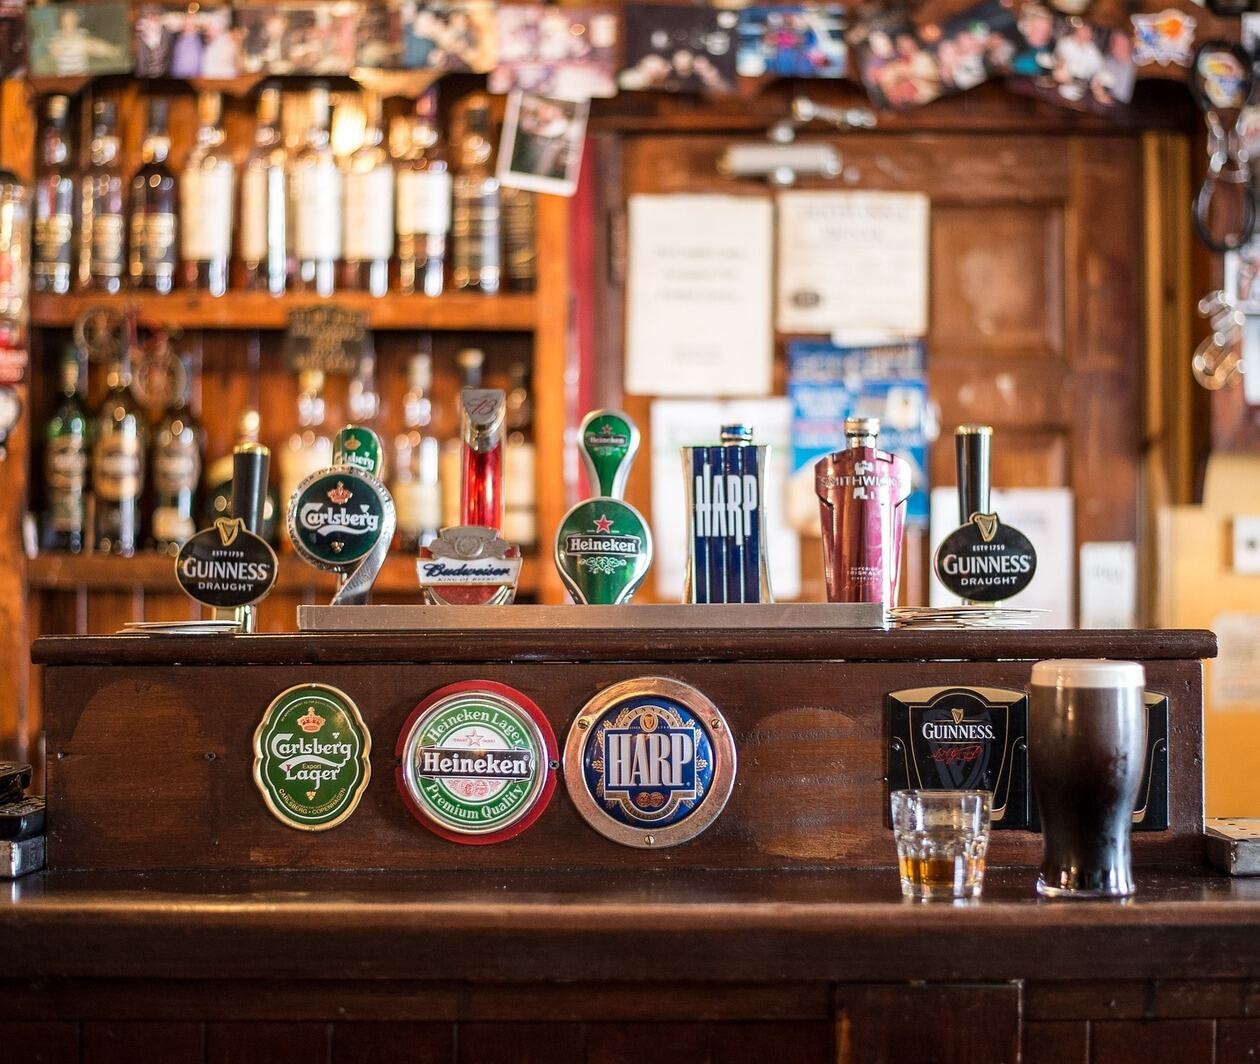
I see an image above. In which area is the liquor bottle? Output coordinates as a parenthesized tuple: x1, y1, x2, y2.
(347, 338, 380, 426)
(240, 84, 288, 296)
(128, 97, 178, 294)
(80, 98, 126, 294)
(32, 94, 76, 296)
(814, 416, 912, 607)
(92, 350, 147, 555)
(343, 91, 393, 298)
(293, 84, 342, 296)
(501, 188, 537, 294)
(441, 347, 484, 528)
(204, 408, 280, 544)
(391, 344, 441, 550)
(150, 362, 203, 553)
(181, 92, 234, 297)
(278, 368, 333, 545)
(451, 94, 501, 294)
(41, 346, 91, 552)
(396, 90, 451, 298)
(502, 361, 535, 547)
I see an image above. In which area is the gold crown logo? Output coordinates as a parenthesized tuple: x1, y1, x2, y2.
(344, 436, 361, 450)
(298, 708, 326, 733)
(327, 481, 352, 505)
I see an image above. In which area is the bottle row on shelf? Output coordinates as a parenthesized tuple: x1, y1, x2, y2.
(32, 84, 536, 301)
(39, 340, 536, 559)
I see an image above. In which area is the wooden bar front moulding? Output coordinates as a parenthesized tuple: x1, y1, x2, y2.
(34, 627, 1212, 873)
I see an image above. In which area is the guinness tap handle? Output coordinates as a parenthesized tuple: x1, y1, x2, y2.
(231, 443, 271, 537)
(955, 425, 992, 523)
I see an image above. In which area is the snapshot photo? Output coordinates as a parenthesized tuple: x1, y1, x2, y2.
(919, 0, 1020, 95)
(619, 4, 738, 94)
(497, 89, 589, 197)
(736, 5, 847, 80)
(398, 0, 497, 74)
(135, 4, 241, 79)
(850, 10, 944, 109)
(490, 5, 619, 99)
(237, 2, 359, 75)
(27, 2, 131, 78)
(356, 1, 403, 68)
(0, 0, 26, 79)
(1007, 13, 1135, 113)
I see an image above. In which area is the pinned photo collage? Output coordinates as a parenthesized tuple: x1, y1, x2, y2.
(618, 3, 738, 95)
(490, 5, 619, 99)
(135, 4, 239, 78)
(1004, 6, 1135, 114)
(736, 5, 847, 80)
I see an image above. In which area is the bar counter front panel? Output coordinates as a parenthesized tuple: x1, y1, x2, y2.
(8, 625, 1257, 1064)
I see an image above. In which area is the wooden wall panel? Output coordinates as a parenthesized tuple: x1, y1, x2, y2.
(81, 1022, 203, 1064)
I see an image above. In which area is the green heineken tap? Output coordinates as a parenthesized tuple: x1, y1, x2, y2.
(555, 410, 652, 605)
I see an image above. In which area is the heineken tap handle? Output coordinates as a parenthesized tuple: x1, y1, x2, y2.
(955, 424, 992, 523)
(231, 443, 271, 537)
(579, 409, 640, 499)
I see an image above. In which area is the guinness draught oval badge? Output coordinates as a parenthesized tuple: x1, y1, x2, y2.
(934, 512, 1036, 602)
(564, 677, 737, 849)
(253, 684, 372, 831)
(176, 517, 278, 609)
(396, 681, 557, 845)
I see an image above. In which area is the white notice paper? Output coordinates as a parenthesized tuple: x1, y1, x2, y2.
(777, 190, 930, 337)
(1079, 542, 1137, 629)
(650, 398, 801, 602)
(1212, 612, 1260, 710)
(625, 195, 774, 398)
(929, 487, 1074, 628)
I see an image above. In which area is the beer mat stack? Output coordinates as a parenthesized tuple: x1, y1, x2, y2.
(888, 606, 1047, 629)
(0, 761, 45, 879)
(117, 619, 242, 636)
(1205, 819, 1260, 877)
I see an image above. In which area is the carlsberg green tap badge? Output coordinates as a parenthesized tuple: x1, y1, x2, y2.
(253, 684, 372, 831)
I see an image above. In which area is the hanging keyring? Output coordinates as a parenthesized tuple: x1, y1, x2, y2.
(1192, 42, 1256, 253)
(1191, 290, 1246, 390)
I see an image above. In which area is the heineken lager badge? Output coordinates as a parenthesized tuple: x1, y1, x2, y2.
(253, 683, 372, 831)
(288, 424, 396, 605)
(564, 677, 737, 849)
(683, 424, 772, 604)
(176, 516, 278, 609)
(396, 681, 557, 844)
(332, 425, 384, 478)
(579, 409, 639, 499)
(554, 499, 652, 605)
(418, 525, 521, 605)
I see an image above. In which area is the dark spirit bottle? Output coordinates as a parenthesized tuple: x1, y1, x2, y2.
(502, 360, 535, 547)
(204, 408, 281, 544)
(814, 417, 911, 606)
(128, 97, 178, 294)
(41, 346, 91, 552)
(396, 90, 450, 297)
(293, 84, 341, 297)
(181, 92, 234, 297)
(81, 99, 126, 293)
(150, 363, 203, 553)
(240, 85, 288, 295)
(451, 94, 501, 294)
(343, 91, 393, 298)
(391, 344, 441, 551)
(92, 352, 147, 555)
(32, 94, 76, 296)
(501, 188, 537, 294)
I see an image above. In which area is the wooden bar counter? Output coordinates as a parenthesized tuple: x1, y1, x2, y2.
(7, 624, 1255, 1064)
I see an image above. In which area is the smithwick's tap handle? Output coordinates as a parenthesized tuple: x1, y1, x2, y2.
(231, 443, 270, 536)
(955, 424, 992, 523)
(579, 409, 640, 500)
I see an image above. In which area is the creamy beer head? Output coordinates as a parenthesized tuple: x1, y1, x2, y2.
(1030, 659, 1145, 690)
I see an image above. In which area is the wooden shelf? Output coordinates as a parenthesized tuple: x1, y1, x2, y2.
(29, 291, 538, 332)
(26, 551, 540, 598)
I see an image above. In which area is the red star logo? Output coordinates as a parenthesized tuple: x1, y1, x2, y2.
(593, 514, 614, 533)
(457, 729, 492, 747)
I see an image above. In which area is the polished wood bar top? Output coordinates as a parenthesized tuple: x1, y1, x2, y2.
(30, 627, 1218, 666)
(3, 868, 1257, 984)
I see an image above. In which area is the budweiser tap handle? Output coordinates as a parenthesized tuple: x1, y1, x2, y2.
(460, 388, 506, 531)
(231, 443, 271, 537)
(955, 424, 992, 523)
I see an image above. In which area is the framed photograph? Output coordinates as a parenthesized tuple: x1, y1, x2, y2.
(398, 0, 497, 74)
(1006, 13, 1135, 113)
(497, 90, 589, 197)
(490, 5, 618, 99)
(27, 2, 131, 78)
(736, 5, 847, 79)
(618, 3, 738, 94)
(0, 1, 26, 79)
(237, 2, 360, 75)
(135, 4, 241, 79)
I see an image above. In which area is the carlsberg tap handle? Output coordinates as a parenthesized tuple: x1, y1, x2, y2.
(579, 409, 640, 500)
(955, 424, 992, 524)
(231, 443, 270, 537)
(334, 425, 384, 479)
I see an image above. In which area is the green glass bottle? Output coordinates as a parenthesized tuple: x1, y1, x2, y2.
(92, 351, 147, 555)
(150, 361, 204, 554)
(41, 346, 91, 552)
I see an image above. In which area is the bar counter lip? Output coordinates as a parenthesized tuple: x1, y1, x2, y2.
(30, 627, 1219, 667)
